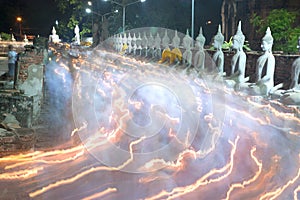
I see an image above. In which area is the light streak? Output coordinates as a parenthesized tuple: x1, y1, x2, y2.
(82, 188, 117, 200)
(293, 185, 300, 200)
(259, 155, 300, 200)
(0, 167, 44, 180)
(29, 137, 145, 198)
(145, 136, 240, 200)
(223, 147, 262, 200)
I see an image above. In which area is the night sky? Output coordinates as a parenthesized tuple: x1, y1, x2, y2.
(0, 0, 61, 37)
(0, 0, 222, 39)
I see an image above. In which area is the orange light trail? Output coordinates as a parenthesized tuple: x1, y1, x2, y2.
(259, 155, 300, 200)
(29, 137, 145, 198)
(223, 147, 262, 200)
(145, 136, 240, 200)
(82, 187, 117, 200)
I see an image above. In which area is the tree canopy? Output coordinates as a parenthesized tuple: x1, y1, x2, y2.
(251, 9, 300, 53)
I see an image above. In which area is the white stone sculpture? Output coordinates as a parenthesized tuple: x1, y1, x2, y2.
(162, 30, 170, 49)
(194, 27, 206, 71)
(182, 29, 193, 68)
(148, 32, 155, 57)
(74, 25, 80, 45)
(172, 30, 180, 49)
(127, 33, 132, 54)
(212, 25, 225, 75)
(142, 32, 148, 56)
(49, 26, 60, 43)
(132, 33, 137, 55)
(248, 27, 275, 96)
(226, 21, 247, 88)
(11, 34, 16, 42)
(154, 33, 162, 58)
(137, 33, 142, 56)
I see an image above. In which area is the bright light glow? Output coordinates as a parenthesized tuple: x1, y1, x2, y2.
(115, 9, 119, 13)
(141, 0, 146, 2)
(16, 17, 22, 22)
(86, 8, 92, 14)
(88, 1, 92, 6)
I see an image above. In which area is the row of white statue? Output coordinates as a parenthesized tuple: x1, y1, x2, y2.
(49, 25, 81, 45)
(110, 22, 300, 105)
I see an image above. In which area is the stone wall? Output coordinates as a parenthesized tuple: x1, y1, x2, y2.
(17, 51, 45, 123)
(0, 127, 35, 156)
(0, 93, 33, 127)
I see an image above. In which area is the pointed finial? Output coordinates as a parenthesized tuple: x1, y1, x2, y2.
(199, 27, 203, 35)
(233, 21, 245, 44)
(186, 29, 190, 36)
(196, 27, 206, 45)
(214, 24, 224, 44)
(262, 27, 273, 44)
(218, 24, 222, 34)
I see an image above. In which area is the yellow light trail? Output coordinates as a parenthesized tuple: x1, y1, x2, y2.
(29, 137, 145, 198)
(145, 136, 239, 200)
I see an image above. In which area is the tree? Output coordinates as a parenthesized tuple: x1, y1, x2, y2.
(250, 9, 300, 53)
(54, 0, 91, 42)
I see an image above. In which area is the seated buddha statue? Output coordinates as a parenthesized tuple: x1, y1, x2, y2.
(212, 25, 224, 76)
(248, 27, 275, 96)
(194, 27, 206, 71)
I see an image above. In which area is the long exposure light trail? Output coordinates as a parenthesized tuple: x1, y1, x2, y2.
(0, 28, 300, 199)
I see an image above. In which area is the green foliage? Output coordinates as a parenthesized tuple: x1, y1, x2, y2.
(0, 32, 11, 41)
(209, 37, 252, 52)
(54, 0, 90, 42)
(250, 9, 300, 53)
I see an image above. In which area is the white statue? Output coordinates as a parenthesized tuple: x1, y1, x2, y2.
(279, 56, 300, 105)
(142, 32, 148, 56)
(49, 26, 60, 43)
(194, 27, 206, 71)
(154, 33, 162, 58)
(212, 25, 225, 75)
(117, 34, 123, 52)
(289, 57, 300, 91)
(24, 34, 29, 43)
(249, 27, 275, 96)
(172, 30, 180, 49)
(127, 33, 132, 54)
(132, 33, 137, 55)
(226, 21, 247, 88)
(137, 33, 142, 56)
(182, 29, 193, 68)
(148, 32, 155, 57)
(162, 30, 170, 49)
(74, 25, 80, 45)
(11, 34, 16, 42)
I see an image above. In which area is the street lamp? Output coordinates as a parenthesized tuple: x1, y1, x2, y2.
(16, 16, 22, 38)
(103, 0, 146, 32)
(86, 8, 118, 22)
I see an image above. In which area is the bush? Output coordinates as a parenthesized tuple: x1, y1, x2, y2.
(0, 32, 11, 41)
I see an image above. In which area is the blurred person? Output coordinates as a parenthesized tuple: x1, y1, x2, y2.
(7, 44, 17, 79)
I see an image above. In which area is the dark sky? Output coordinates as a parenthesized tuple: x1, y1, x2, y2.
(0, 0, 222, 39)
(0, 0, 61, 37)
